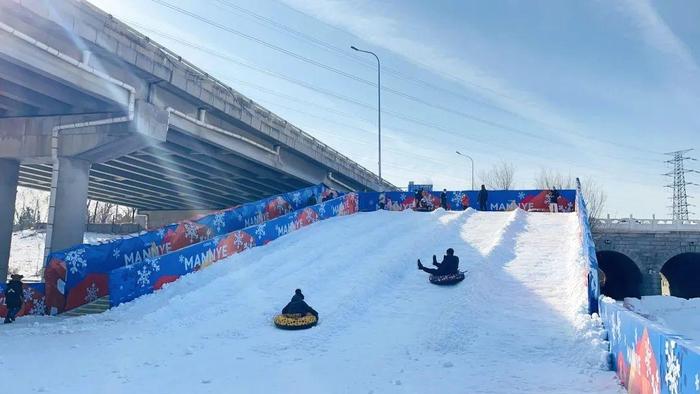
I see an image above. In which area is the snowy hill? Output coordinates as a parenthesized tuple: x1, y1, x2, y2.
(1, 210, 622, 393)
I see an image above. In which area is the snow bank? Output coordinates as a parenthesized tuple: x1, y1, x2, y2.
(623, 296, 700, 342)
(1, 210, 621, 393)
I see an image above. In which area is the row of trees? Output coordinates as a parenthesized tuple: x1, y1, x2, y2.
(13, 187, 138, 229)
(478, 163, 607, 221)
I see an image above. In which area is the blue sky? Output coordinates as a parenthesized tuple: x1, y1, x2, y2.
(88, 0, 700, 218)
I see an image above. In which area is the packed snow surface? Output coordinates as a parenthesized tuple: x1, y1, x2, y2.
(624, 296, 700, 342)
(8, 230, 122, 280)
(1, 210, 622, 393)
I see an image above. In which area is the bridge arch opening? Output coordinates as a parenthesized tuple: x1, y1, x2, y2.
(596, 251, 642, 300)
(660, 253, 700, 298)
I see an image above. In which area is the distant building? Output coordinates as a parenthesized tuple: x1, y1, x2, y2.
(408, 181, 433, 193)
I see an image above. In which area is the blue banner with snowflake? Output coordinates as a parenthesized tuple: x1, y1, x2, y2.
(45, 184, 330, 314)
(599, 297, 700, 394)
(359, 189, 576, 212)
(108, 193, 359, 307)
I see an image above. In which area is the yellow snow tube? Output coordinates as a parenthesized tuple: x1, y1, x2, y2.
(274, 313, 318, 330)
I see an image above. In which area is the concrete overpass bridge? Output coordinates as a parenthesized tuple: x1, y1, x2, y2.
(0, 0, 393, 279)
(592, 217, 700, 300)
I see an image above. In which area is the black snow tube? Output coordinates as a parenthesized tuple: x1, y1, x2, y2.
(274, 313, 318, 330)
(429, 272, 465, 285)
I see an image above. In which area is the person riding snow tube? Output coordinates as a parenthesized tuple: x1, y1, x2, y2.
(418, 248, 464, 285)
(274, 289, 319, 330)
(429, 272, 465, 285)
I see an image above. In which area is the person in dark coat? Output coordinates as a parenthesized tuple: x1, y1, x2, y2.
(307, 194, 317, 206)
(478, 184, 488, 211)
(414, 188, 423, 208)
(282, 289, 318, 318)
(549, 187, 560, 213)
(440, 189, 448, 210)
(417, 248, 459, 276)
(4, 274, 24, 324)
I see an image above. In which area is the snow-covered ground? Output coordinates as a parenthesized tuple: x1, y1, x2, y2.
(8, 230, 123, 280)
(624, 296, 700, 342)
(1, 210, 622, 393)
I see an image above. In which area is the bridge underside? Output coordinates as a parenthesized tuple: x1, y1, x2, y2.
(18, 130, 309, 211)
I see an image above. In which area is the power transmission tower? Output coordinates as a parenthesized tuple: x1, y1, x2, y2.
(664, 149, 698, 220)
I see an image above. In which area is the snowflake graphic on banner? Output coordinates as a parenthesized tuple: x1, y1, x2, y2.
(400, 193, 406, 201)
(22, 287, 34, 302)
(694, 373, 699, 391)
(518, 192, 526, 200)
(157, 228, 166, 239)
(234, 232, 245, 248)
(179, 255, 186, 266)
(150, 258, 161, 272)
(255, 224, 266, 239)
(136, 266, 151, 288)
(184, 223, 199, 242)
(212, 213, 225, 232)
(318, 203, 326, 216)
(84, 282, 99, 303)
(611, 312, 621, 344)
(113, 248, 121, 259)
(451, 192, 462, 205)
(664, 340, 681, 394)
(29, 297, 45, 315)
(292, 192, 301, 205)
(65, 249, 87, 274)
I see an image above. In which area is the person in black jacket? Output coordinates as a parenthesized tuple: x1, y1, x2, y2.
(417, 248, 459, 276)
(478, 185, 488, 211)
(307, 194, 317, 206)
(4, 274, 24, 324)
(549, 187, 560, 213)
(414, 188, 423, 209)
(440, 189, 448, 210)
(282, 289, 318, 318)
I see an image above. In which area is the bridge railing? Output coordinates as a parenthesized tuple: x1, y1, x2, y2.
(593, 217, 700, 232)
(107, 16, 389, 189)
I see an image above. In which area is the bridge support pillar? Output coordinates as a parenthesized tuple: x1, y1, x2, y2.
(44, 157, 91, 258)
(0, 159, 20, 281)
(641, 270, 662, 296)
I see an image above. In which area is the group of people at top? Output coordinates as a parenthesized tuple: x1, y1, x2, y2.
(414, 185, 489, 211)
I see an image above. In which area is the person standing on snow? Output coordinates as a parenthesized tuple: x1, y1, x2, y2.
(282, 289, 319, 318)
(440, 189, 448, 210)
(478, 185, 488, 211)
(414, 188, 423, 209)
(417, 248, 460, 276)
(549, 187, 560, 213)
(4, 274, 24, 324)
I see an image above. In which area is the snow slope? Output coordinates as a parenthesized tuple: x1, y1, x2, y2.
(8, 231, 123, 280)
(624, 296, 700, 342)
(0, 210, 622, 393)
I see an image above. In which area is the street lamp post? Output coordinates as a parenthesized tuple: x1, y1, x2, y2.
(455, 151, 474, 190)
(351, 45, 381, 185)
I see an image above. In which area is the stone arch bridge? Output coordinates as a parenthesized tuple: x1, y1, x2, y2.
(592, 218, 700, 299)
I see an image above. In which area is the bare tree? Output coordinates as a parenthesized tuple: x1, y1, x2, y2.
(14, 187, 48, 226)
(534, 168, 574, 189)
(479, 161, 516, 190)
(534, 169, 607, 225)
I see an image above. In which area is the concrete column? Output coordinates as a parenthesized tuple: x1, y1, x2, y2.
(0, 159, 20, 281)
(44, 157, 91, 257)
